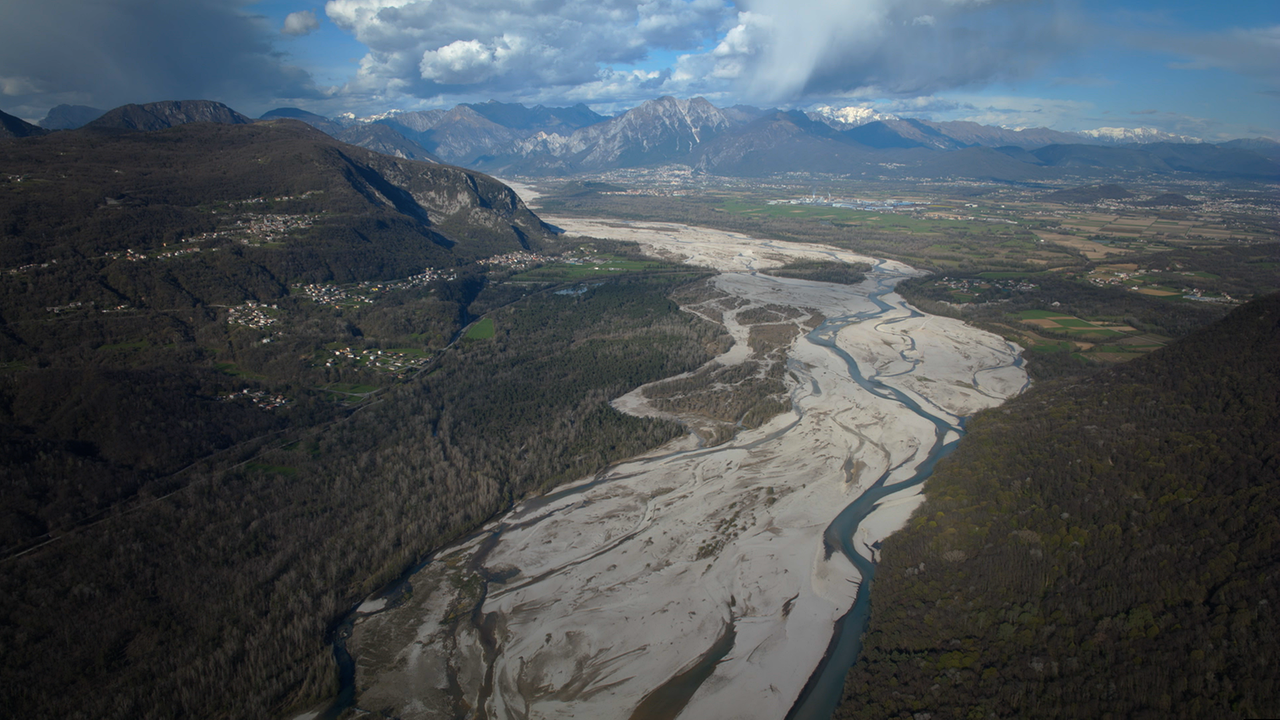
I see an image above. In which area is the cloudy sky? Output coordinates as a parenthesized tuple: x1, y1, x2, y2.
(1, 0, 1276, 139)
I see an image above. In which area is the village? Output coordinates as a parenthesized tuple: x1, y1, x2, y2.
(221, 388, 290, 410)
(476, 251, 549, 271)
(322, 346, 431, 376)
(226, 301, 279, 329)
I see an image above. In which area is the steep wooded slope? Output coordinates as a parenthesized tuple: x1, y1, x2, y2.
(837, 293, 1280, 719)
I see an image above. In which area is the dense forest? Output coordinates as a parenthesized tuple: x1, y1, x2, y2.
(835, 292, 1280, 719)
(0, 123, 736, 718)
(0, 272, 728, 719)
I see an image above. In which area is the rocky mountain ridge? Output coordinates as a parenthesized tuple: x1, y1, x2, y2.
(7, 97, 1278, 182)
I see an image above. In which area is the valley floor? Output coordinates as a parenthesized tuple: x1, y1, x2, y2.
(335, 218, 1027, 719)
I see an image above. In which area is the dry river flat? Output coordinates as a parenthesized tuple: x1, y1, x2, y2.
(338, 217, 1029, 719)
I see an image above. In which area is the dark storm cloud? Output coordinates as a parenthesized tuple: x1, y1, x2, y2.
(719, 0, 1082, 101)
(0, 0, 322, 119)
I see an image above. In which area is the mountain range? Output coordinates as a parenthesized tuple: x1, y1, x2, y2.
(6, 97, 1279, 183)
(275, 97, 1280, 182)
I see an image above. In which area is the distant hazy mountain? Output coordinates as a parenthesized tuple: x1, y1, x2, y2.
(1218, 138, 1280, 162)
(461, 100, 606, 132)
(721, 104, 772, 125)
(382, 106, 525, 165)
(259, 107, 343, 135)
(38, 104, 105, 130)
(86, 100, 253, 132)
(334, 122, 443, 164)
(841, 120, 934, 149)
(1140, 142, 1280, 177)
(0, 109, 49, 139)
(913, 120, 1083, 149)
(241, 98, 1280, 182)
(690, 110, 878, 176)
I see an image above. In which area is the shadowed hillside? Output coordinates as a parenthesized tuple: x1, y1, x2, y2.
(837, 293, 1280, 719)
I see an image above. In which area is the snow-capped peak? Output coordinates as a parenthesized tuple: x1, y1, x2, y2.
(1078, 127, 1202, 144)
(809, 104, 898, 129)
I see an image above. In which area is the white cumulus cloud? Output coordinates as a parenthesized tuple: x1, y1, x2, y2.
(327, 0, 726, 102)
(283, 10, 321, 37)
(322, 0, 1086, 107)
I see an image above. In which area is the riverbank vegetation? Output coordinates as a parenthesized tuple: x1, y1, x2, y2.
(642, 280, 809, 445)
(760, 259, 871, 285)
(835, 292, 1280, 719)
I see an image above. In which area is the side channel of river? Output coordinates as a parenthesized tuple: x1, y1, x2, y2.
(786, 267, 1024, 719)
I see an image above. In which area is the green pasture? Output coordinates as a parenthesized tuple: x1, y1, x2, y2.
(215, 362, 265, 379)
(326, 383, 379, 394)
(512, 254, 666, 281)
(1063, 327, 1127, 337)
(1027, 340, 1073, 353)
(464, 317, 495, 340)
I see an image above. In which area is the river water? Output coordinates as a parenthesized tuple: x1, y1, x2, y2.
(314, 222, 1027, 720)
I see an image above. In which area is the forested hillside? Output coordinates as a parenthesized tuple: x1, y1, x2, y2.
(0, 121, 731, 718)
(0, 119, 546, 555)
(836, 293, 1280, 719)
(0, 272, 726, 719)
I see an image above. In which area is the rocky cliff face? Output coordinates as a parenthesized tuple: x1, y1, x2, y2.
(481, 96, 735, 174)
(353, 138, 548, 243)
